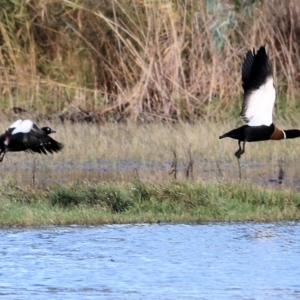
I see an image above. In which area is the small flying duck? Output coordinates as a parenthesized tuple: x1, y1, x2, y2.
(219, 46, 300, 159)
(0, 119, 63, 162)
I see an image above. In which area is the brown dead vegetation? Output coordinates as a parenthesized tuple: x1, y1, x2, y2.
(0, 0, 300, 122)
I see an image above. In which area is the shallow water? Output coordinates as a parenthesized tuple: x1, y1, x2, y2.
(1, 222, 300, 299)
(2, 158, 300, 189)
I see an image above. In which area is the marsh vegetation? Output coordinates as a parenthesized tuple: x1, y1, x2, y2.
(0, 0, 300, 121)
(1, 1, 300, 225)
(0, 121, 299, 226)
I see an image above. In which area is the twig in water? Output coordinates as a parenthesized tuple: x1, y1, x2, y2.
(278, 160, 284, 184)
(169, 150, 177, 179)
(185, 159, 194, 179)
(185, 145, 194, 179)
(32, 159, 37, 184)
(216, 162, 223, 178)
(133, 168, 140, 182)
(236, 158, 242, 180)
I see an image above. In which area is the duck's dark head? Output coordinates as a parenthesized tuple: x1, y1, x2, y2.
(41, 127, 56, 135)
(283, 129, 300, 139)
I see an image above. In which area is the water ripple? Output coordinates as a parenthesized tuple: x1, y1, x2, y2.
(0, 222, 299, 299)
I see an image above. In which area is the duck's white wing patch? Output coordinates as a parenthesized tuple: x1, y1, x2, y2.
(9, 119, 23, 129)
(240, 77, 276, 126)
(12, 119, 33, 134)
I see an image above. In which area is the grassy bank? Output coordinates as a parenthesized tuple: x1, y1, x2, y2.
(1, 180, 300, 226)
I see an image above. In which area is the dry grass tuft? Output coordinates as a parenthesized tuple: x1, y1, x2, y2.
(0, 119, 300, 187)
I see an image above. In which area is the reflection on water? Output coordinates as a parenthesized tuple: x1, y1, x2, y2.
(0, 222, 300, 299)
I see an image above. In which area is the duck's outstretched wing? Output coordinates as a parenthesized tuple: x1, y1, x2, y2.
(240, 46, 275, 126)
(24, 127, 63, 154)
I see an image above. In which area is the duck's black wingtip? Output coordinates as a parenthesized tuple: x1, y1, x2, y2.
(51, 141, 64, 153)
(57, 142, 64, 151)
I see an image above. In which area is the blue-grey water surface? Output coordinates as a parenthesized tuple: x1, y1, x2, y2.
(1, 222, 300, 299)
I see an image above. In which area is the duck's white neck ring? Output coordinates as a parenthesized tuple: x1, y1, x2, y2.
(282, 130, 286, 139)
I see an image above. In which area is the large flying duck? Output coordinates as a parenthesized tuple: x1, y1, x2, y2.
(0, 119, 63, 162)
(219, 46, 300, 158)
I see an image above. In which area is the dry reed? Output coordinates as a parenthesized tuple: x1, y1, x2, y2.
(0, 0, 300, 121)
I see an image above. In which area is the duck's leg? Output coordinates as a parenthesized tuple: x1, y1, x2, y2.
(234, 140, 246, 159)
(0, 150, 7, 162)
(235, 140, 246, 180)
(236, 156, 242, 179)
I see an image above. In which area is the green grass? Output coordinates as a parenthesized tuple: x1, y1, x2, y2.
(1, 180, 300, 226)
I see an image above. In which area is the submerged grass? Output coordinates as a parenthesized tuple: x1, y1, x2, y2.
(1, 180, 300, 226)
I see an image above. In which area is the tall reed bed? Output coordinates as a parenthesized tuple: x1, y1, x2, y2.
(0, 0, 300, 120)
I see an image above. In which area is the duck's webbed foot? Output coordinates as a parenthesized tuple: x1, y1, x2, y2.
(234, 141, 246, 159)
